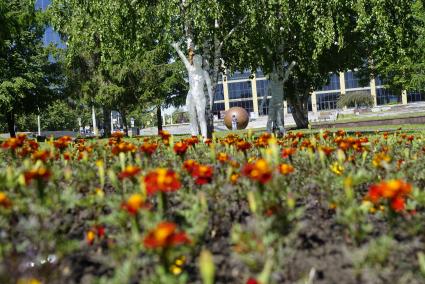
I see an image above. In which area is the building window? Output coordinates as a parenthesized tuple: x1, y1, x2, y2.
(407, 91, 425, 103)
(256, 80, 269, 100)
(345, 71, 369, 89)
(212, 103, 225, 118)
(317, 93, 340, 110)
(376, 88, 400, 105)
(214, 84, 224, 101)
(228, 81, 252, 100)
(228, 70, 252, 80)
(258, 98, 270, 115)
(229, 100, 254, 113)
(319, 74, 340, 91)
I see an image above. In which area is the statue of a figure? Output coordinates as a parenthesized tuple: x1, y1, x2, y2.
(171, 42, 212, 140)
(262, 61, 296, 134)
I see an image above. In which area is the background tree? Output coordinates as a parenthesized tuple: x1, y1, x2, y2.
(228, 0, 418, 128)
(50, 0, 187, 135)
(0, 0, 62, 137)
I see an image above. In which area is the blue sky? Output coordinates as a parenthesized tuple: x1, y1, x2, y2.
(35, 0, 64, 47)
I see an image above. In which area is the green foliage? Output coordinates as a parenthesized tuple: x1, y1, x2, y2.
(337, 91, 375, 109)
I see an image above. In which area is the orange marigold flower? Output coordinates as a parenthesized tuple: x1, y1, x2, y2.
(118, 165, 142, 180)
(24, 167, 51, 185)
(32, 150, 51, 162)
(185, 136, 199, 147)
(204, 138, 213, 146)
(140, 143, 158, 156)
(372, 152, 391, 168)
(216, 152, 230, 163)
(236, 140, 252, 152)
(111, 142, 137, 155)
(281, 147, 296, 158)
(144, 168, 181, 195)
(174, 142, 189, 156)
(0, 192, 12, 208)
(242, 159, 272, 184)
(53, 136, 73, 150)
(230, 173, 240, 184)
(122, 193, 148, 215)
(192, 164, 214, 185)
(183, 159, 199, 174)
(143, 221, 191, 249)
(278, 164, 295, 175)
(1, 135, 26, 150)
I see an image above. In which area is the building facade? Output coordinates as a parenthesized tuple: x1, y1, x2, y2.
(212, 70, 425, 118)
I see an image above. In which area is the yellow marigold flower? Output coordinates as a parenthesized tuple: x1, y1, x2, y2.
(330, 162, 344, 175)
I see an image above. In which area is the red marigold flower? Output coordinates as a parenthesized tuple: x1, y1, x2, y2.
(183, 159, 199, 174)
(242, 159, 272, 184)
(174, 141, 189, 156)
(391, 196, 406, 212)
(140, 143, 158, 156)
(278, 163, 295, 175)
(236, 140, 252, 152)
(118, 165, 141, 180)
(192, 164, 214, 185)
(366, 179, 412, 212)
(121, 193, 149, 215)
(86, 225, 106, 245)
(255, 133, 273, 148)
(144, 168, 181, 195)
(0, 192, 12, 208)
(247, 277, 261, 284)
(281, 148, 296, 158)
(204, 138, 212, 146)
(143, 221, 191, 249)
(319, 146, 335, 156)
(24, 167, 51, 185)
(31, 150, 50, 162)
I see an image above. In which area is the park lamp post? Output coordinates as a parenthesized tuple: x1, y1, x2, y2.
(37, 107, 41, 137)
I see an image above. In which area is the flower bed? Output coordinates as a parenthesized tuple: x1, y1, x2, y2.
(1, 130, 425, 283)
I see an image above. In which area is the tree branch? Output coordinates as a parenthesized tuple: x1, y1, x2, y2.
(218, 15, 248, 51)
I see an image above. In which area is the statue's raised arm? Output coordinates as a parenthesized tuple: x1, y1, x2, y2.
(171, 42, 192, 70)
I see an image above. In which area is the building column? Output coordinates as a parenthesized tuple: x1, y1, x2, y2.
(402, 90, 408, 105)
(370, 77, 378, 107)
(223, 75, 230, 111)
(311, 92, 318, 113)
(339, 72, 346, 95)
(250, 74, 259, 115)
(283, 100, 288, 115)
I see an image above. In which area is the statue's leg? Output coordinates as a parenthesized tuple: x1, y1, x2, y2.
(277, 107, 285, 134)
(195, 95, 207, 139)
(187, 93, 199, 136)
(266, 108, 275, 133)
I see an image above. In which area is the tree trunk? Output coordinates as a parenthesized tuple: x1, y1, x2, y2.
(7, 110, 16, 138)
(156, 106, 163, 135)
(120, 110, 129, 137)
(102, 108, 111, 138)
(289, 95, 309, 129)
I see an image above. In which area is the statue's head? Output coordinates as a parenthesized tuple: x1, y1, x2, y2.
(193, 54, 203, 68)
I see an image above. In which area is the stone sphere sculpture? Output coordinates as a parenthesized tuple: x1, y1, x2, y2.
(224, 107, 249, 130)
